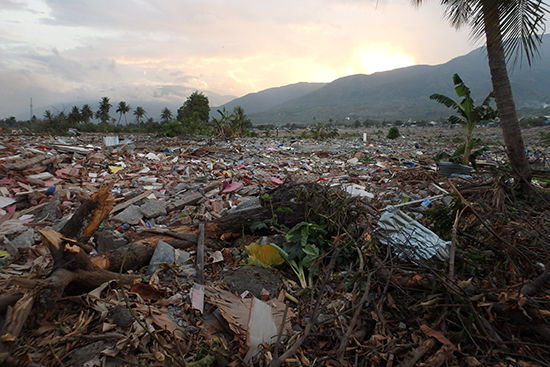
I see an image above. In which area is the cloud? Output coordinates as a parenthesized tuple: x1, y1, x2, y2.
(0, 0, 477, 118)
(0, 0, 26, 11)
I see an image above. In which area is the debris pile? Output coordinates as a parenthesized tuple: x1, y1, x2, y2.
(0, 131, 549, 367)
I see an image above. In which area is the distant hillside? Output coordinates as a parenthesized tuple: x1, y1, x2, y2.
(212, 82, 326, 116)
(244, 34, 550, 124)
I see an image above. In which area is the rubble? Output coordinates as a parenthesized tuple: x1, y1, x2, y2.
(0, 128, 549, 366)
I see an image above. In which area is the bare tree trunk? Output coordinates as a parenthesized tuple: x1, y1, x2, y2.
(483, 3, 533, 192)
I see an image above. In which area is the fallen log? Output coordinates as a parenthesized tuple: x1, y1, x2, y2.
(169, 182, 360, 241)
(92, 242, 155, 272)
(38, 186, 138, 306)
(1, 187, 139, 356)
(170, 202, 305, 241)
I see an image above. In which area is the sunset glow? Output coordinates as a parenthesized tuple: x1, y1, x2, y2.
(357, 49, 415, 75)
(0, 0, 474, 117)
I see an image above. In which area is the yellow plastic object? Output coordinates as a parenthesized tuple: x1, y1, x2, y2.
(109, 165, 124, 174)
(244, 242, 285, 267)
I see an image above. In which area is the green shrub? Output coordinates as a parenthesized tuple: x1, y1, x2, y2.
(386, 126, 400, 139)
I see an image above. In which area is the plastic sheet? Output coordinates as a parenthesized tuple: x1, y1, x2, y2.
(375, 207, 450, 262)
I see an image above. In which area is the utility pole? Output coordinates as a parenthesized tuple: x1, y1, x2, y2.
(30, 98, 33, 119)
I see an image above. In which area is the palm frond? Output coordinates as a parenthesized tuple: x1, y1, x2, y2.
(467, 0, 548, 66)
(440, 0, 474, 28)
(499, 0, 548, 66)
(448, 115, 466, 125)
(430, 93, 461, 110)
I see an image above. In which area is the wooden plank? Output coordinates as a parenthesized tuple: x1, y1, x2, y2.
(26, 172, 54, 181)
(110, 190, 153, 214)
(0, 197, 16, 209)
(197, 222, 205, 285)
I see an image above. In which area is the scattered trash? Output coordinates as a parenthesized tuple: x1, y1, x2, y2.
(222, 178, 242, 192)
(103, 136, 120, 146)
(244, 297, 278, 363)
(0, 130, 548, 366)
(146, 240, 190, 275)
(438, 161, 472, 177)
(375, 207, 450, 261)
(344, 183, 375, 198)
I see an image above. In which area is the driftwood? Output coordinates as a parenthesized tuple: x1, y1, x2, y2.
(0, 187, 138, 355)
(167, 182, 353, 242)
(38, 187, 137, 305)
(167, 202, 305, 241)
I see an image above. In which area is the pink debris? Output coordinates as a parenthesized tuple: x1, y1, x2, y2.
(222, 179, 242, 193)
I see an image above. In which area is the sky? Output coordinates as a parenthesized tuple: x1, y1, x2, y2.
(0, 0, 479, 119)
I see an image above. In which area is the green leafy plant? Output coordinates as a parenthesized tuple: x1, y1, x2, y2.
(274, 221, 329, 288)
(211, 106, 253, 138)
(425, 195, 465, 240)
(250, 193, 291, 234)
(430, 73, 497, 165)
(386, 126, 400, 139)
(432, 138, 489, 170)
(308, 123, 339, 140)
(269, 242, 320, 288)
(248, 219, 329, 288)
(284, 222, 328, 262)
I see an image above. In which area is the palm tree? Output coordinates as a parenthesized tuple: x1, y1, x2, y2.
(95, 97, 112, 124)
(68, 106, 82, 127)
(80, 104, 93, 123)
(160, 107, 173, 122)
(413, 0, 548, 190)
(212, 107, 232, 137)
(230, 106, 252, 137)
(116, 101, 131, 125)
(44, 110, 54, 124)
(133, 106, 146, 124)
(430, 73, 497, 164)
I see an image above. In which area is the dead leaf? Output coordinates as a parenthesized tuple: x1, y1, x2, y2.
(1, 291, 35, 342)
(457, 277, 473, 290)
(83, 186, 114, 238)
(64, 243, 81, 253)
(37, 228, 63, 250)
(465, 356, 482, 366)
(130, 283, 166, 301)
(420, 324, 457, 350)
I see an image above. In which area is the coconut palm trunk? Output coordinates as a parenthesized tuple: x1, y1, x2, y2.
(413, 0, 547, 193)
(482, 2, 533, 188)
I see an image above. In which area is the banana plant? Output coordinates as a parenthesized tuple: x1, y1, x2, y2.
(269, 242, 319, 289)
(211, 107, 232, 137)
(430, 74, 497, 165)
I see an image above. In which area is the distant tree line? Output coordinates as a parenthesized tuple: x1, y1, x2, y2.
(1, 92, 547, 136)
(0, 91, 254, 138)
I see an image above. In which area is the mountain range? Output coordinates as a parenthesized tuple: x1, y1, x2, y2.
(217, 34, 550, 124)
(18, 35, 550, 124)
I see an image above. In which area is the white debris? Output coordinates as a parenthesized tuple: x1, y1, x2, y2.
(375, 207, 450, 262)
